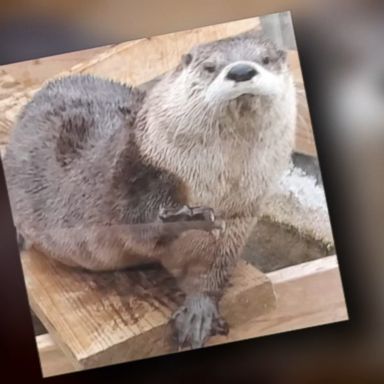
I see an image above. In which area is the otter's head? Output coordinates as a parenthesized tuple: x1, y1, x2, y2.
(175, 31, 291, 105)
(143, 31, 296, 146)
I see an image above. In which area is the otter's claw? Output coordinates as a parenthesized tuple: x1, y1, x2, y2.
(170, 294, 229, 350)
(159, 205, 192, 222)
(158, 205, 225, 238)
(159, 205, 215, 223)
(190, 206, 215, 223)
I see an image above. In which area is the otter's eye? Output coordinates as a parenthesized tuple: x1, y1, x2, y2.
(203, 62, 216, 73)
(262, 57, 271, 65)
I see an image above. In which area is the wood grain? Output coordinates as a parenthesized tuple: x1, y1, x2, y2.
(288, 51, 317, 157)
(55, 17, 261, 85)
(0, 70, 37, 156)
(22, 249, 275, 369)
(37, 255, 348, 377)
(0, 45, 112, 88)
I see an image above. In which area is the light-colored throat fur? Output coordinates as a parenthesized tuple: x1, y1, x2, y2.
(137, 74, 296, 219)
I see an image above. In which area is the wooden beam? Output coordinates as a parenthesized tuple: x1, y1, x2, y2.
(0, 45, 113, 88)
(205, 255, 348, 345)
(37, 255, 348, 377)
(267, 255, 339, 284)
(55, 17, 261, 85)
(36, 334, 77, 378)
(287, 51, 317, 157)
(0, 70, 37, 156)
(22, 249, 275, 370)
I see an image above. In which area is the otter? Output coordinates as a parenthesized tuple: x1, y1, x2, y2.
(3, 30, 297, 349)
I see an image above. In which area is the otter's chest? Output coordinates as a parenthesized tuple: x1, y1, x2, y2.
(177, 140, 278, 215)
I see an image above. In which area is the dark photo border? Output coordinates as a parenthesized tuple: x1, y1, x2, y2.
(0, 4, 375, 383)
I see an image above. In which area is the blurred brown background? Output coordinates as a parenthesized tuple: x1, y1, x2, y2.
(0, 0, 383, 383)
(0, 0, 312, 49)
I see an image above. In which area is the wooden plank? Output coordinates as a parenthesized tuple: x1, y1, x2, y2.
(267, 254, 338, 284)
(287, 51, 317, 157)
(0, 45, 113, 88)
(229, 269, 347, 339)
(55, 17, 261, 86)
(207, 255, 348, 345)
(37, 255, 347, 377)
(22, 249, 275, 370)
(0, 71, 34, 156)
(36, 334, 77, 378)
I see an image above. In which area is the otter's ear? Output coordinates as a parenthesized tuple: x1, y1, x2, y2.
(239, 28, 261, 39)
(277, 49, 287, 61)
(181, 53, 193, 67)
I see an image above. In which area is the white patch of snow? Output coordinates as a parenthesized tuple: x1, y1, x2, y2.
(278, 166, 327, 211)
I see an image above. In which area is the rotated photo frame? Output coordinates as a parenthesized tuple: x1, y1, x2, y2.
(0, 10, 348, 378)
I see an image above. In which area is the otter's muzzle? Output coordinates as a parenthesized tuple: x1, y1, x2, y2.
(204, 60, 284, 104)
(226, 63, 258, 82)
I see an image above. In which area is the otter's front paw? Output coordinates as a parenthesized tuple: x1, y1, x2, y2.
(170, 294, 229, 350)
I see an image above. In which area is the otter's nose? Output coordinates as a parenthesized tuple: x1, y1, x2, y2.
(226, 64, 257, 82)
